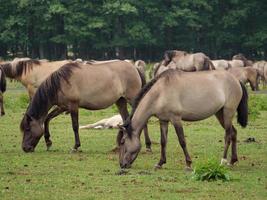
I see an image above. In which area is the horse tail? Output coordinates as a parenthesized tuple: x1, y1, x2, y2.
(0, 67, 6, 93)
(237, 81, 248, 127)
(136, 67, 146, 87)
(204, 57, 215, 70)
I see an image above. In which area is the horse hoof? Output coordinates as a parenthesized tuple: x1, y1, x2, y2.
(146, 148, 152, 153)
(70, 148, 82, 153)
(154, 164, 162, 170)
(220, 158, 229, 166)
(184, 166, 193, 172)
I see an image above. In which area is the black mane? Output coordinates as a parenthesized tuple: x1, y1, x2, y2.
(0, 67, 6, 93)
(26, 62, 81, 120)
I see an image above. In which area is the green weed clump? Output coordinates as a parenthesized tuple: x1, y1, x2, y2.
(248, 94, 267, 121)
(192, 159, 230, 182)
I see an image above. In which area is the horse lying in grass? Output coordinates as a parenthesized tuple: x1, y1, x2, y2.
(117, 69, 248, 169)
(228, 67, 259, 91)
(80, 114, 122, 129)
(0, 67, 6, 116)
(20, 61, 152, 152)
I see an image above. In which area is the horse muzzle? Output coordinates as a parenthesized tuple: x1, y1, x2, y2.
(22, 146, 34, 153)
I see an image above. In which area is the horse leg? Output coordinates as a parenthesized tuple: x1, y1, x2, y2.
(69, 103, 80, 151)
(44, 107, 66, 150)
(215, 109, 233, 165)
(230, 125, 238, 165)
(172, 119, 192, 170)
(155, 120, 168, 169)
(143, 124, 152, 152)
(0, 94, 5, 116)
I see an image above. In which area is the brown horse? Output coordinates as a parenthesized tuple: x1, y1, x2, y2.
(118, 69, 248, 169)
(153, 50, 215, 77)
(0, 67, 6, 116)
(232, 53, 253, 67)
(20, 61, 152, 152)
(228, 67, 259, 91)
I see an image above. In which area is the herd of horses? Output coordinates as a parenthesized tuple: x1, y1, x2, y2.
(0, 50, 266, 170)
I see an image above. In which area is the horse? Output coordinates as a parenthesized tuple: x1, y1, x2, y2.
(0, 58, 71, 98)
(212, 60, 232, 70)
(228, 60, 244, 68)
(153, 50, 215, 77)
(232, 53, 253, 67)
(134, 60, 146, 76)
(0, 67, 6, 116)
(80, 114, 122, 129)
(117, 69, 248, 169)
(20, 61, 152, 152)
(150, 62, 160, 78)
(228, 67, 259, 91)
(253, 61, 267, 87)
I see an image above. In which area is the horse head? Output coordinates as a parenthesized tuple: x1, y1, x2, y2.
(20, 114, 43, 152)
(117, 124, 141, 169)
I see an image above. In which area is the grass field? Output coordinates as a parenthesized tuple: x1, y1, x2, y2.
(0, 80, 267, 200)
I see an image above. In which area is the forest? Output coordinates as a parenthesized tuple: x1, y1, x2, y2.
(0, 0, 266, 61)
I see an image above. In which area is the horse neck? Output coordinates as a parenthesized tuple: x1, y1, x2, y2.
(131, 98, 153, 138)
(28, 95, 54, 122)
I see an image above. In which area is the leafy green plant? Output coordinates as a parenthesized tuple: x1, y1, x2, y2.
(192, 159, 230, 181)
(248, 94, 267, 121)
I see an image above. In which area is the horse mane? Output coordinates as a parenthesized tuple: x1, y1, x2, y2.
(123, 69, 177, 138)
(25, 62, 81, 120)
(1, 59, 41, 79)
(0, 67, 6, 93)
(12, 59, 41, 78)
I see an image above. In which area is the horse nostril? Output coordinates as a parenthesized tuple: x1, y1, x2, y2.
(22, 146, 34, 153)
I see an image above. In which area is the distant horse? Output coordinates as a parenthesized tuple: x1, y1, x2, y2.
(0, 67, 6, 116)
(212, 60, 232, 70)
(228, 60, 244, 68)
(117, 69, 248, 169)
(228, 67, 259, 91)
(253, 61, 267, 87)
(134, 60, 146, 76)
(150, 62, 160, 78)
(80, 114, 122, 129)
(20, 61, 152, 152)
(232, 53, 253, 67)
(153, 50, 215, 77)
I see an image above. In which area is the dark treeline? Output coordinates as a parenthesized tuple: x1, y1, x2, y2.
(0, 0, 266, 61)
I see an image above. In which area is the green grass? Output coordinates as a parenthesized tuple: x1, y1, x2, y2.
(0, 82, 267, 200)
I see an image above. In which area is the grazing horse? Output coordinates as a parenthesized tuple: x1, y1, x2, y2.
(0, 67, 6, 116)
(253, 61, 267, 87)
(117, 69, 248, 169)
(232, 53, 253, 67)
(20, 61, 152, 152)
(153, 50, 215, 77)
(212, 60, 232, 70)
(228, 67, 259, 91)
